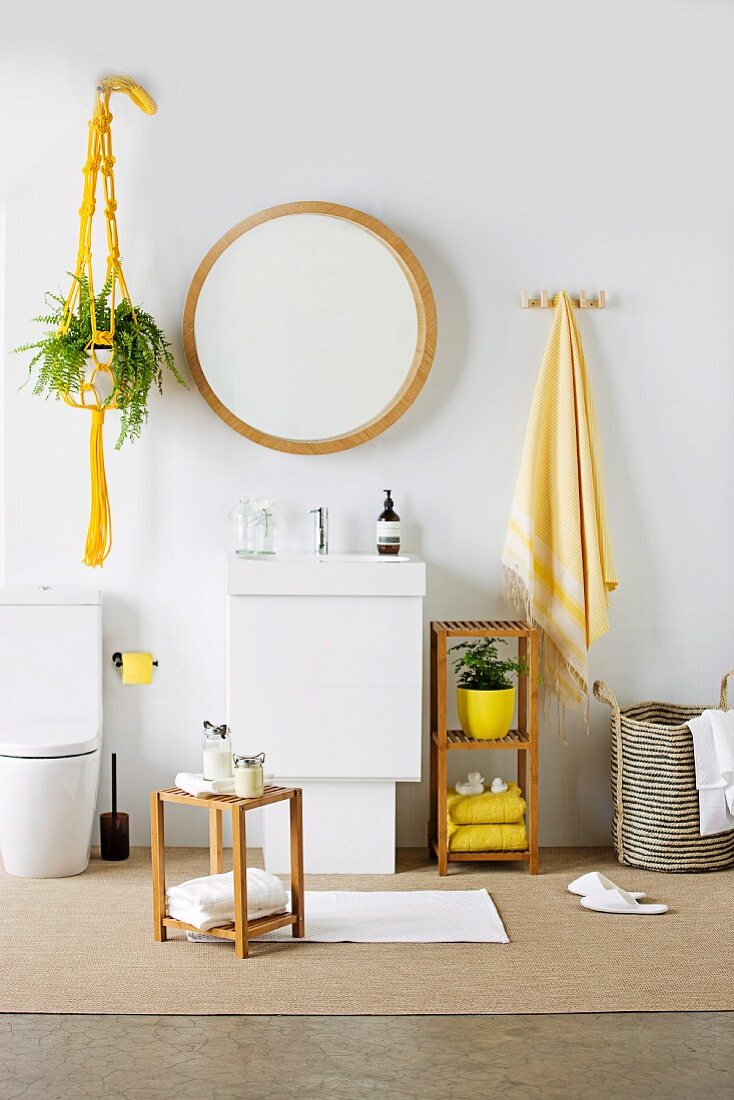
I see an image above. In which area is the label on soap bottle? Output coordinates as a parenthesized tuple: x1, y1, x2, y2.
(376, 521, 401, 546)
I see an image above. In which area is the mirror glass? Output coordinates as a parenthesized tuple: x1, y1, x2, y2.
(184, 204, 436, 453)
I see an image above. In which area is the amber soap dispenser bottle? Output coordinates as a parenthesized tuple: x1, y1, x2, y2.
(376, 489, 401, 555)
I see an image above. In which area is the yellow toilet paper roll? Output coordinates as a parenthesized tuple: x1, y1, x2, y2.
(121, 652, 154, 685)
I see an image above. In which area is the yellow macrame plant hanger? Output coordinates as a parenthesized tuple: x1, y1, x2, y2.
(58, 75, 156, 567)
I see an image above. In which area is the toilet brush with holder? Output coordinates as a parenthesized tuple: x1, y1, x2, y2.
(100, 752, 129, 861)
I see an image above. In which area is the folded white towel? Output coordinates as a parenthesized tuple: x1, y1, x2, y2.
(169, 900, 286, 932)
(174, 772, 235, 797)
(166, 868, 288, 931)
(688, 710, 734, 836)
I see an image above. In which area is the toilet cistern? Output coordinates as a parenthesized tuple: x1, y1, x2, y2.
(310, 507, 329, 556)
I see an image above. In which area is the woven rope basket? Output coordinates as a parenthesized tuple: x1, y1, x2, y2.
(593, 673, 734, 873)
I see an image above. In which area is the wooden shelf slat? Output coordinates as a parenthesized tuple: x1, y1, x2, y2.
(159, 784, 294, 811)
(163, 917, 235, 940)
(163, 912, 297, 939)
(433, 729, 530, 750)
(430, 840, 530, 862)
(448, 850, 531, 862)
(246, 912, 298, 937)
(432, 619, 533, 637)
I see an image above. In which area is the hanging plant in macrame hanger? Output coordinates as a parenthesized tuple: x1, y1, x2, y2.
(15, 75, 184, 567)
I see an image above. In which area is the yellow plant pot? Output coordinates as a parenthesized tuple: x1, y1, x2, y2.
(457, 686, 516, 741)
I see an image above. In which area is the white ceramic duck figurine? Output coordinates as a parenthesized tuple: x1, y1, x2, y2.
(455, 771, 485, 796)
(490, 777, 508, 794)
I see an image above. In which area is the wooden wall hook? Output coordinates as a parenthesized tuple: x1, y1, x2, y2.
(521, 290, 607, 310)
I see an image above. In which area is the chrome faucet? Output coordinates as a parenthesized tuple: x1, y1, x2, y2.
(310, 507, 329, 556)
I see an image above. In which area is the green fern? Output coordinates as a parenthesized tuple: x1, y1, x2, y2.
(451, 638, 530, 691)
(14, 274, 185, 448)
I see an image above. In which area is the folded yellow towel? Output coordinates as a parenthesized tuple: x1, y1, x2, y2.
(447, 821, 528, 852)
(447, 783, 526, 825)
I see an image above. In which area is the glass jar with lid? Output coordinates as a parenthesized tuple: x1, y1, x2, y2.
(229, 498, 276, 555)
(229, 498, 252, 555)
(251, 500, 276, 554)
(202, 721, 233, 781)
(233, 752, 266, 798)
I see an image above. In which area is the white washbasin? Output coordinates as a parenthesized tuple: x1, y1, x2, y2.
(236, 552, 410, 562)
(322, 554, 410, 562)
(228, 552, 425, 597)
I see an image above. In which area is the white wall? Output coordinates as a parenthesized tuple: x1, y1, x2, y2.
(2, 0, 734, 847)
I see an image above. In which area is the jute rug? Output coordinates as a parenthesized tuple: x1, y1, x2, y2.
(3, 847, 733, 1015)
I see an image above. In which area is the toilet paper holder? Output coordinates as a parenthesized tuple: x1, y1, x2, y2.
(111, 652, 159, 670)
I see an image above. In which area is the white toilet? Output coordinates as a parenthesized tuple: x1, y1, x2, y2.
(0, 587, 102, 878)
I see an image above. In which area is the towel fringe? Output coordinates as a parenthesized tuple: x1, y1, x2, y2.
(503, 565, 590, 743)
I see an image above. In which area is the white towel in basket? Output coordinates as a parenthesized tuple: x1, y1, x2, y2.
(688, 710, 734, 836)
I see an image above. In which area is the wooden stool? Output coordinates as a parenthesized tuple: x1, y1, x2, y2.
(150, 784, 304, 959)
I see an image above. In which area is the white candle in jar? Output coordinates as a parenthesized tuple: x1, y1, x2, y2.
(234, 761, 264, 798)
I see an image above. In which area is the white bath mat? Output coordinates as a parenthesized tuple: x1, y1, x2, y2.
(255, 889, 509, 944)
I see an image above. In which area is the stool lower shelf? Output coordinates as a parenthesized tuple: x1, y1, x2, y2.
(431, 840, 531, 863)
(163, 912, 297, 940)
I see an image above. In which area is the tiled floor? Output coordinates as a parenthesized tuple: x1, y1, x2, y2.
(0, 1012, 731, 1099)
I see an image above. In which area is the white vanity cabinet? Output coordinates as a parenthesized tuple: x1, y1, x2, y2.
(226, 554, 426, 872)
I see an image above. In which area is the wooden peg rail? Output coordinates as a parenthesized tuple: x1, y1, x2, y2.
(521, 290, 606, 310)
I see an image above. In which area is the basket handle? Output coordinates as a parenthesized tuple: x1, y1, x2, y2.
(593, 680, 625, 862)
(593, 680, 620, 716)
(720, 671, 734, 710)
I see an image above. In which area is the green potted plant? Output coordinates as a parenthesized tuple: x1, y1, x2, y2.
(15, 273, 184, 450)
(451, 638, 529, 740)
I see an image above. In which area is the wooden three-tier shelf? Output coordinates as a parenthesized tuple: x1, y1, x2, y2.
(429, 620, 539, 875)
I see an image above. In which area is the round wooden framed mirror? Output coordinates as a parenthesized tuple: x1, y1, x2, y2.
(183, 202, 437, 454)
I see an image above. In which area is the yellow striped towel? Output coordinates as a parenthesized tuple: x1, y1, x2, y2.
(502, 292, 617, 724)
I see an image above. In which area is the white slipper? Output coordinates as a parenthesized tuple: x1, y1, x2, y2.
(568, 871, 645, 900)
(581, 887, 668, 916)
